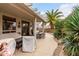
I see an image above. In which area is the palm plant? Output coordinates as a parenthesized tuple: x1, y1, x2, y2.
(53, 20, 65, 39)
(63, 34, 79, 56)
(63, 6, 79, 56)
(46, 9, 63, 29)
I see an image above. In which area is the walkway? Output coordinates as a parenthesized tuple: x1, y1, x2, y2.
(14, 33, 58, 56)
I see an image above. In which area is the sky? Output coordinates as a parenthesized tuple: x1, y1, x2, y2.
(32, 3, 61, 13)
(32, 3, 79, 28)
(32, 3, 79, 18)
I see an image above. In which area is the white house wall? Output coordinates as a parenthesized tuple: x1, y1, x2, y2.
(0, 12, 34, 35)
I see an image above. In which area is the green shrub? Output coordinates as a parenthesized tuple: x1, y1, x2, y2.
(62, 6, 79, 56)
(53, 20, 65, 39)
(53, 29, 62, 39)
(63, 34, 79, 56)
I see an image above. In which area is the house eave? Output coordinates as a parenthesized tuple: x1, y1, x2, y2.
(0, 3, 45, 22)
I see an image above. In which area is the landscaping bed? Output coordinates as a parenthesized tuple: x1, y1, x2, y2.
(53, 39, 65, 56)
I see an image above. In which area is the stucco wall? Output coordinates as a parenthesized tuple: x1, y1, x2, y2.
(0, 12, 34, 35)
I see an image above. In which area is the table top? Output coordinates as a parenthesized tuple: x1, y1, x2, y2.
(0, 33, 21, 40)
(0, 38, 14, 44)
(0, 33, 22, 44)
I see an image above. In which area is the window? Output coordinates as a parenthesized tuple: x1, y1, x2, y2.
(2, 15, 16, 33)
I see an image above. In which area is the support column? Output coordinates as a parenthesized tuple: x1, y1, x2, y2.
(34, 17, 37, 49)
(42, 22, 45, 33)
(34, 18, 37, 39)
(42, 22, 45, 39)
(0, 13, 2, 35)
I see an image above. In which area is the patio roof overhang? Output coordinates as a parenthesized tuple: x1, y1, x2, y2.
(0, 3, 45, 22)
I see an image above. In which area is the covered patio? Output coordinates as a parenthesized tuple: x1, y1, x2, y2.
(0, 3, 45, 56)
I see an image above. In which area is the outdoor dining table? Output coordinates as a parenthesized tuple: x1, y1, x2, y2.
(0, 33, 21, 55)
(0, 38, 16, 55)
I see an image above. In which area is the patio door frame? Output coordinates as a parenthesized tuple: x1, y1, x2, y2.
(21, 20, 30, 36)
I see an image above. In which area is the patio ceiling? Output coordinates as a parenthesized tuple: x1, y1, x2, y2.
(0, 4, 34, 22)
(0, 3, 44, 22)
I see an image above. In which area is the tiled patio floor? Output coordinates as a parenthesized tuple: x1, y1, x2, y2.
(14, 33, 58, 56)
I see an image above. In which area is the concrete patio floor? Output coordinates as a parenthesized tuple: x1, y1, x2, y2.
(14, 33, 58, 56)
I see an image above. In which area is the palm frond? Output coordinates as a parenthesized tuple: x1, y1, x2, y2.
(63, 6, 79, 56)
(46, 9, 63, 29)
